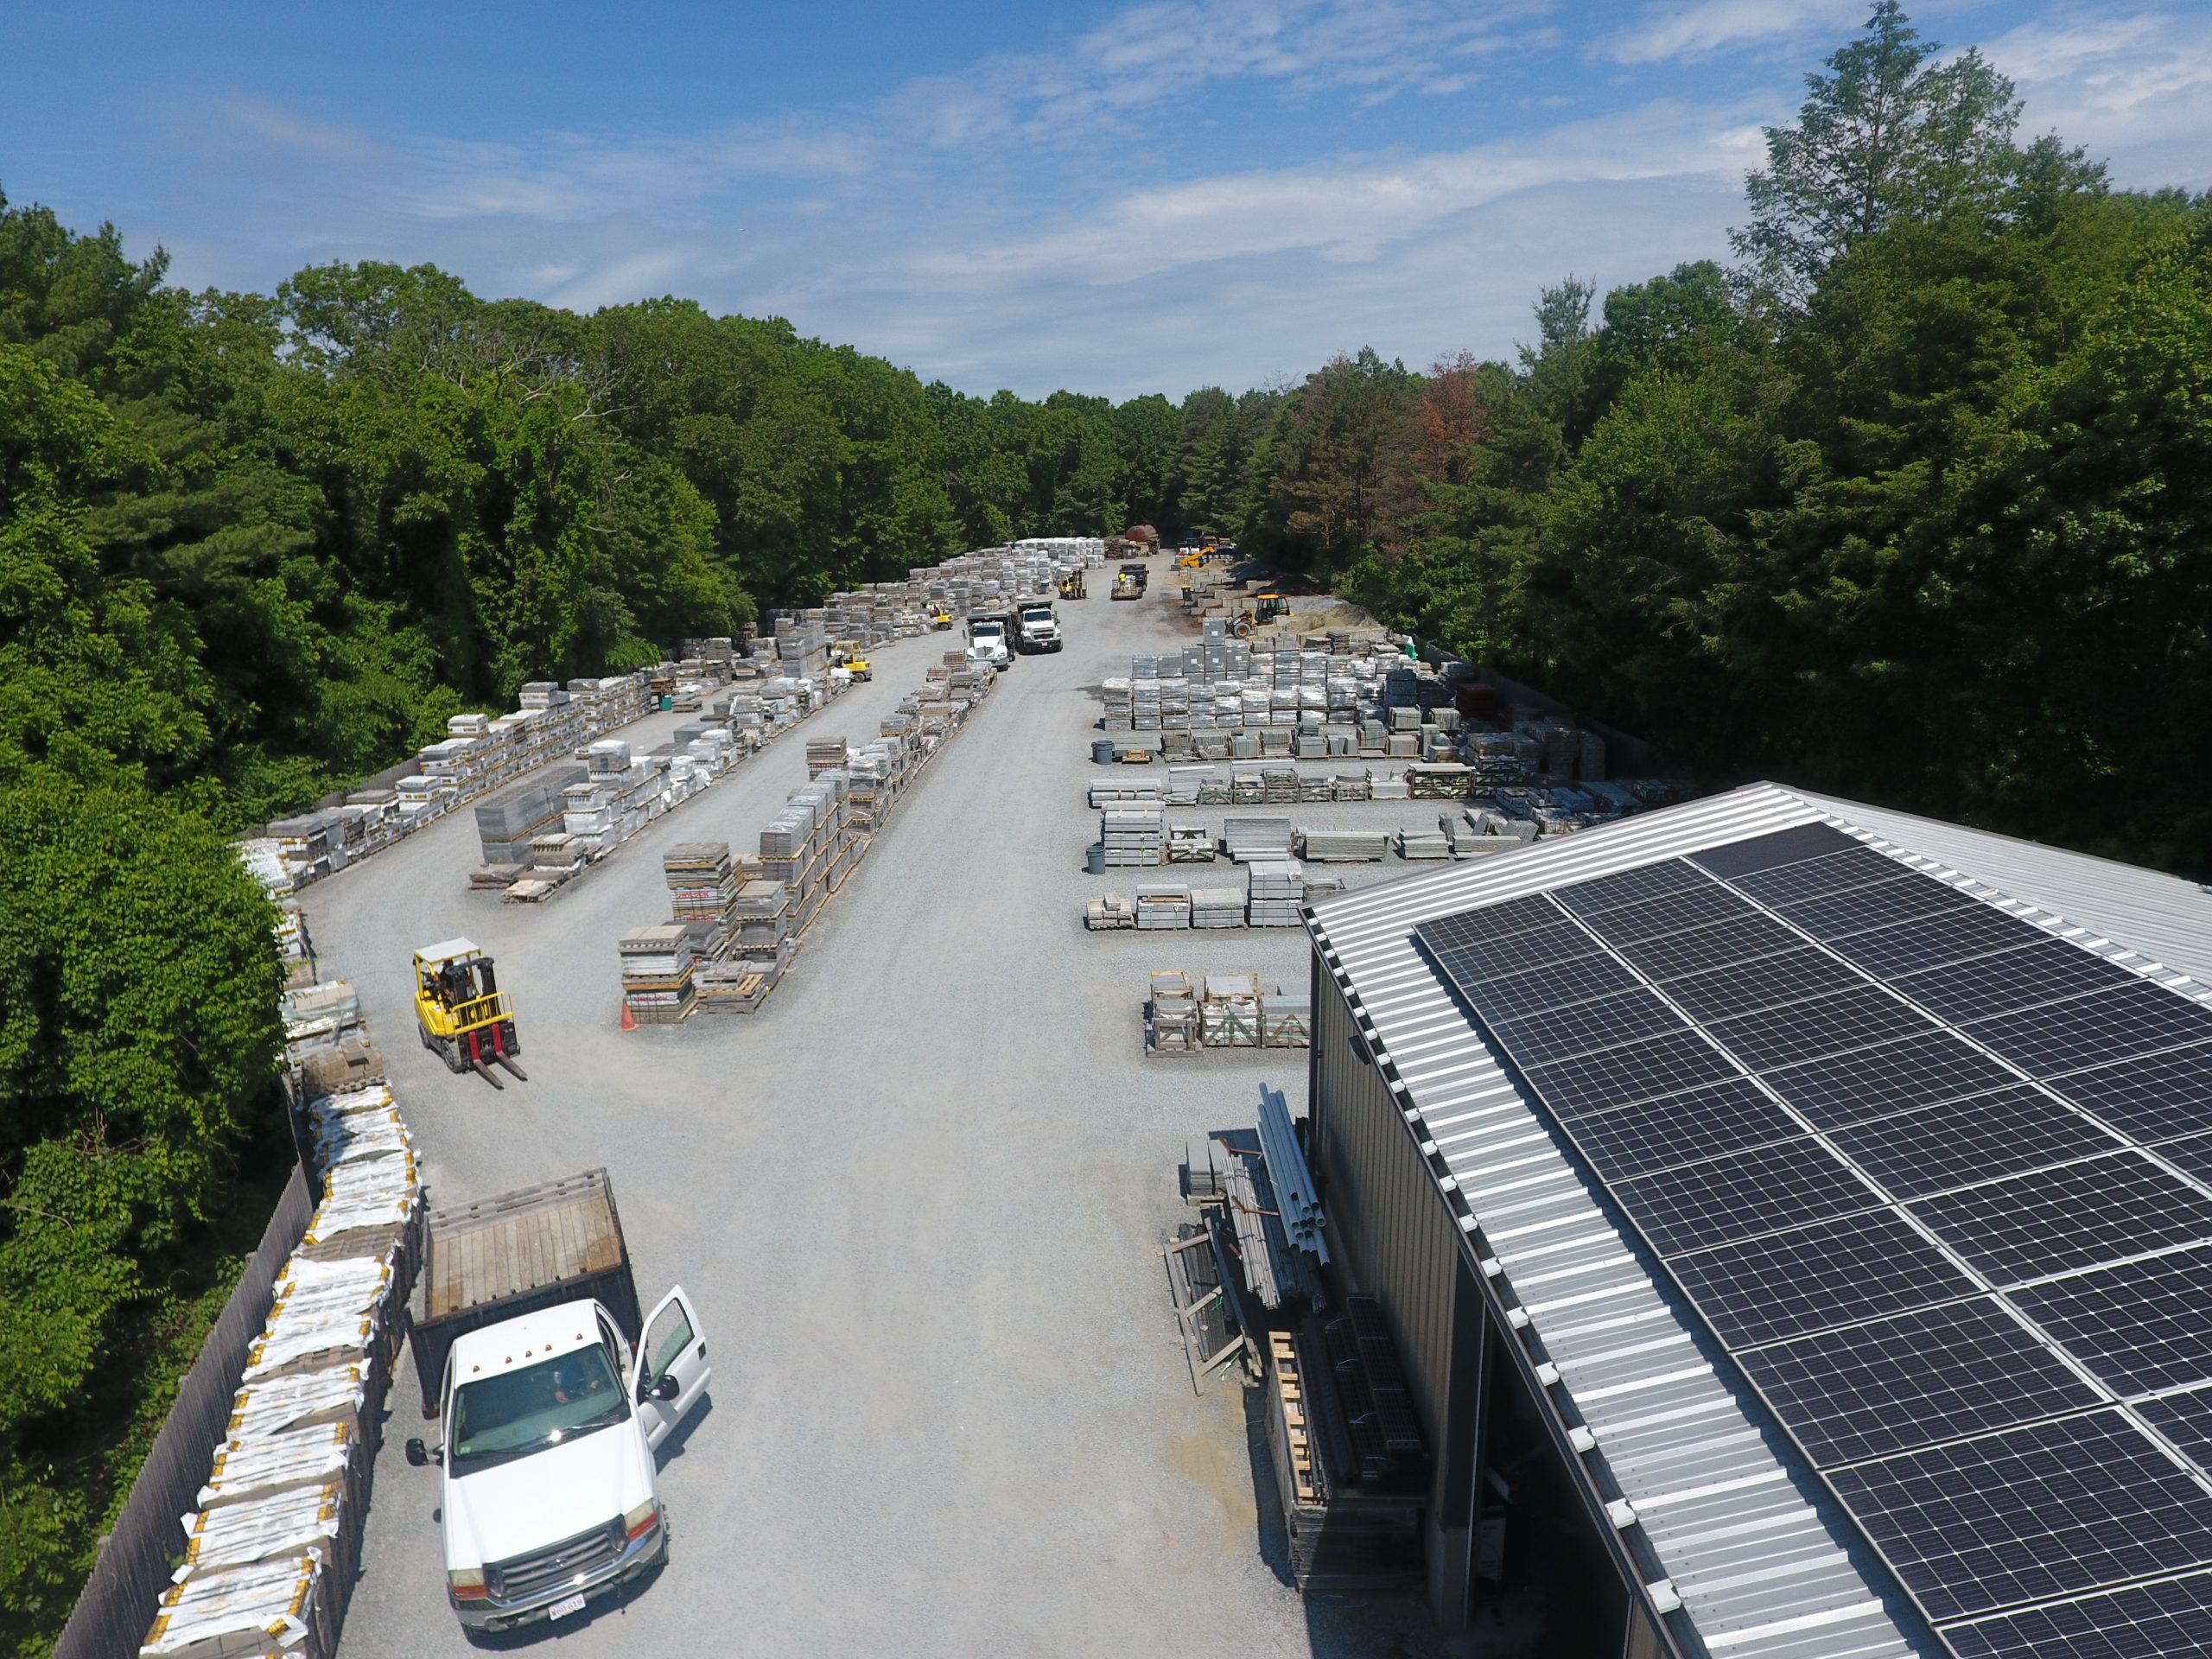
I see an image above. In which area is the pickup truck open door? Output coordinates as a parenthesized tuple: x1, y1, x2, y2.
(632, 1286, 712, 1452)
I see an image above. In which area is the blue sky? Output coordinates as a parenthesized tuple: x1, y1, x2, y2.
(7, 1, 2209, 399)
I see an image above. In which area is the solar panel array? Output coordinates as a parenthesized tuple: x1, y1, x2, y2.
(1413, 823, 2212, 1658)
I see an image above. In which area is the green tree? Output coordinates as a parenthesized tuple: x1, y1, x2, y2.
(1733, 0, 2028, 302)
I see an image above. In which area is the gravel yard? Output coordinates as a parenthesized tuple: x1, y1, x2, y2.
(316, 573, 1487, 1657)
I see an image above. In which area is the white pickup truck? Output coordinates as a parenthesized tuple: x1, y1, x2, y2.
(400, 1172, 709, 1634)
(1018, 603, 1062, 653)
(410, 1289, 709, 1632)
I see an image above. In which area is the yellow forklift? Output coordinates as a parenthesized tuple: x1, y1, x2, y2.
(1058, 569, 1087, 600)
(413, 938, 526, 1087)
(931, 607, 954, 631)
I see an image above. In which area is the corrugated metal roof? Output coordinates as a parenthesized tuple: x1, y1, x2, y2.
(1309, 780, 2212, 1656)
(1306, 780, 2212, 1658)
(1312, 784, 1920, 1657)
(1786, 787, 2212, 988)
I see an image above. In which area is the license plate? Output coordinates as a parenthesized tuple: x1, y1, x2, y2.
(547, 1592, 588, 1621)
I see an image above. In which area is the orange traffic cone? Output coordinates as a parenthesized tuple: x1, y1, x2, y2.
(620, 1001, 637, 1032)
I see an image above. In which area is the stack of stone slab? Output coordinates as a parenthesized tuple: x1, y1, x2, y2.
(1102, 805, 1166, 867)
(1298, 827, 1389, 863)
(1191, 885, 1247, 928)
(1397, 820, 1456, 860)
(1135, 884, 1192, 929)
(1085, 892, 1137, 930)
(1224, 817, 1295, 862)
(1147, 970, 1200, 1056)
(805, 735, 849, 778)
(1247, 861, 1307, 926)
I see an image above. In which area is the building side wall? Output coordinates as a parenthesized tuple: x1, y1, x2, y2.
(1312, 975, 1459, 1453)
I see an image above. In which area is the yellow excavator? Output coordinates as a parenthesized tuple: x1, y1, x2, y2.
(413, 938, 526, 1087)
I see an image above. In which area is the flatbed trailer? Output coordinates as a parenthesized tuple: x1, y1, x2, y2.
(406, 1167, 640, 1414)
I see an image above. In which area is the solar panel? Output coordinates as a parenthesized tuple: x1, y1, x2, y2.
(2012, 1246, 2212, 1396)
(1773, 875, 1985, 941)
(1611, 912, 1807, 981)
(1891, 941, 2148, 1026)
(1575, 883, 1758, 945)
(1825, 1085, 2120, 1201)
(2045, 1043, 2212, 1143)
(1667, 1209, 1981, 1349)
(1658, 949, 1870, 1023)
(1967, 983, 2212, 1079)
(2139, 1389, 2212, 1470)
(1759, 1030, 2025, 1130)
(1736, 1298, 2101, 1468)
(1421, 918, 1597, 985)
(1909, 1154, 2212, 1285)
(1520, 1028, 1742, 1120)
(1487, 988, 1685, 1065)
(1945, 1570, 2212, 1659)
(1424, 925, 1601, 986)
(1551, 858, 1713, 918)
(1566, 1078, 1805, 1183)
(1452, 952, 1638, 1022)
(1417, 842, 2212, 1654)
(1611, 1137, 1876, 1256)
(2158, 1132, 2212, 1189)
(1412, 894, 1565, 949)
(1826, 1409, 2212, 1623)
(1707, 983, 1937, 1072)
(1828, 905, 2060, 979)
(1688, 822, 1862, 880)
(1728, 845, 1926, 906)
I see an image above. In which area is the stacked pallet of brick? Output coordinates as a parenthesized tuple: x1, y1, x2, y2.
(145, 852, 425, 1659)
(664, 842, 739, 957)
(620, 925, 696, 1024)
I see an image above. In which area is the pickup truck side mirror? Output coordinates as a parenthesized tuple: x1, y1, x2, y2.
(646, 1373, 680, 1402)
(404, 1438, 438, 1467)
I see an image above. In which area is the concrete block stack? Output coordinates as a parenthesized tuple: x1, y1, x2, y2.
(474, 766, 589, 868)
(620, 925, 696, 1024)
(664, 842, 739, 956)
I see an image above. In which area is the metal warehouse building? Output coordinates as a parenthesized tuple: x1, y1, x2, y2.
(1302, 781, 2212, 1659)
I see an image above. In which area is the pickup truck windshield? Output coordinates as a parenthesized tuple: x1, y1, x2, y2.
(451, 1346, 628, 1470)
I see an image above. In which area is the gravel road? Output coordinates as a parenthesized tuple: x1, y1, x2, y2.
(315, 569, 1484, 1657)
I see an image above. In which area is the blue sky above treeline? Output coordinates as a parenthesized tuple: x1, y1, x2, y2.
(8, 0, 2209, 398)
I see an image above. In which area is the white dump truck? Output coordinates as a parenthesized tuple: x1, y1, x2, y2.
(403, 1172, 709, 1633)
(965, 609, 1014, 671)
(1018, 602, 1063, 653)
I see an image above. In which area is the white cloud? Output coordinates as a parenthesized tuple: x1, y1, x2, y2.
(1601, 0, 1868, 66)
(907, 99, 1765, 287)
(543, 247, 702, 313)
(1991, 9, 2212, 182)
